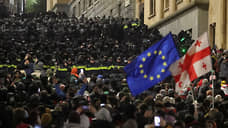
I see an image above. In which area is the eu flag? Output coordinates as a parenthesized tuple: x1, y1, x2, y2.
(124, 33, 180, 96)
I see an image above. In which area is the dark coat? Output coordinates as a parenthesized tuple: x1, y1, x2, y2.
(219, 58, 228, 80)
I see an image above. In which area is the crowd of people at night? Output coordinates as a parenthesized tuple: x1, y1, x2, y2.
(0, 12, 228, 128)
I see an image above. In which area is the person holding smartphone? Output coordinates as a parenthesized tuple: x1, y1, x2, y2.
(153, 115, 173, 128)
(72, 97, 90, 128)
(70, 67, 79, 84)
(89, 95, 112, 122)
(154, 116, 161, 128)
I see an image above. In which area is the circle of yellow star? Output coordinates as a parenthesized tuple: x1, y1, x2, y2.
(150, 76, 154, 81)
(162, 56, 165, 60)
(157, 75, 160, 79)
(163, 62, 167, 66)
(144, 74, 148, 78)
(147, 52, 151, 57)
(154, 50, 157, 54)
(159, 50, 162, 55)
(161, 69, 165, 72)
(142, 57, 146, 62)
(140, 69, 144, 74)
(139, 64, 143, 68)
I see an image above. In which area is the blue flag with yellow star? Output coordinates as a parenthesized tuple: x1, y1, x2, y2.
(124, 33, 180, 96)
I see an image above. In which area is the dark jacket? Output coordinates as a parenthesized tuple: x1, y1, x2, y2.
(219, 58, 228, 79)
(64, 123, 80, 128)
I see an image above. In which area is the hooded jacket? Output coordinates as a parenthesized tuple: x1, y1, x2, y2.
(70, 67, 79, 83)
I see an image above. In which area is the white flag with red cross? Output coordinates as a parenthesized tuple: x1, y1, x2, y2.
(169, 32, 212, 94)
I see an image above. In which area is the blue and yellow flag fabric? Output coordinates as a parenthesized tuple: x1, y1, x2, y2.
(124, 33, 180, 96)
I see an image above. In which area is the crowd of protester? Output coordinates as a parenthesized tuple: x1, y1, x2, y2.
(0, 12, 228, 128)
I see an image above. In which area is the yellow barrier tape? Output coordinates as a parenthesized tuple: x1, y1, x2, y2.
(0, 64, 124, 71)
(57, 68, 68, 71)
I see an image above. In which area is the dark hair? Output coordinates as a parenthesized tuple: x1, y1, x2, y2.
(68, 111, 80, 123)
(90, 120, 114, 128)
(14, 108, 26, 125)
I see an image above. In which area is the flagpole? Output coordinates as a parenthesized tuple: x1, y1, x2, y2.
(190, 83, 198, 120)
(211, 23, 216, 109)
(211, 70, 215, 108)
(211, 23, 216, 49)
(189, 83, 195, 102)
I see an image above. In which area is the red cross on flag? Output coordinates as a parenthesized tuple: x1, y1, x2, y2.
(169, 32, 212, 94)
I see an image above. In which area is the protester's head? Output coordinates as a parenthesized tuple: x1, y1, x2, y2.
(68, 111, 80, 123)
(41, 113, 52, 128)
(14, 108, 26, 125)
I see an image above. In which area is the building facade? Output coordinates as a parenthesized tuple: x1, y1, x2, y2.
(47, 0, 72, 12)
(135, 0, 144, 22)
(0, 0, 25, 14)
(47, 0, 136, 18)
(209, 0, 228, 49)
(68, 0, 135, 18)
(47, 0, 228, 49)
(142, 0, 209, 41)
(0, 0, 9, 8)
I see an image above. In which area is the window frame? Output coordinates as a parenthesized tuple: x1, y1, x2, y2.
(88, 0, 93, 7)
(164, 0, 169, 12)
(176, 0, 183, 4)
(78, 1, 81, 16)
(148, 0, 156, 18)
(83, 0, 86, 11)
(73, 6, 76, 16)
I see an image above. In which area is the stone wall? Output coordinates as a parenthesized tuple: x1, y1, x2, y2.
(209, 0, 228, 49)
(158, 6, 208, 40)
(69, 0, 136, 18)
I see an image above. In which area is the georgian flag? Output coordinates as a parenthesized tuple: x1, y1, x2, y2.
(221, 84, 228, 96)
(169, 32, 212, 94)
